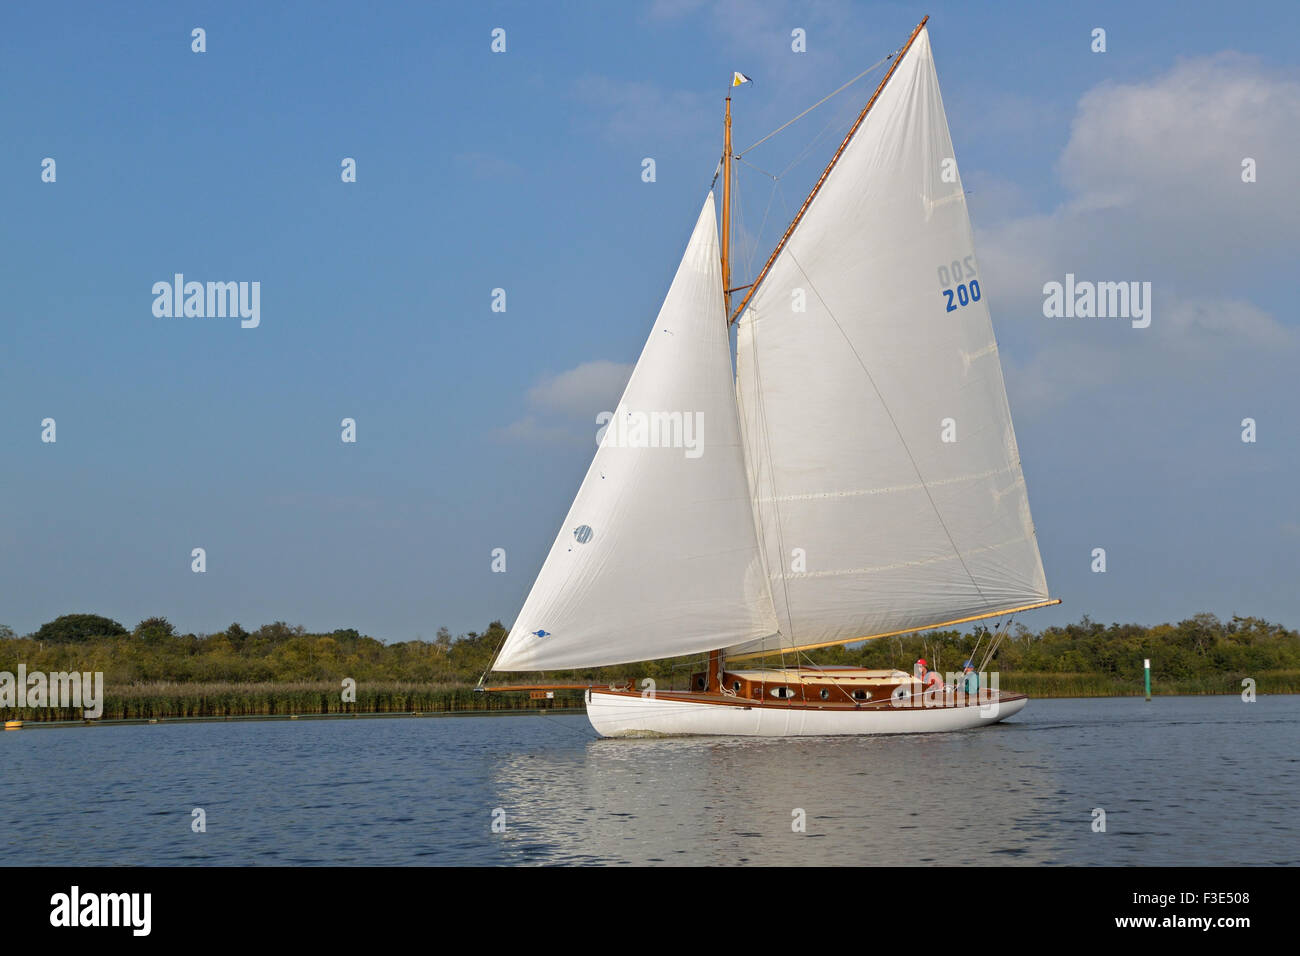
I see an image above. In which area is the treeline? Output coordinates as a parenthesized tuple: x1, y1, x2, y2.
(1, 612, 1297, 721)
(805, 612, 1299, 682)
(0, 615, 505, 685)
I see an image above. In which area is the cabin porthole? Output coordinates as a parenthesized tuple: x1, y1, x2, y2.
(695, 676, 705, 690)
(732, 681, 742, 693)
(853, 690, 868, 701)
(819, 688, 830, 700)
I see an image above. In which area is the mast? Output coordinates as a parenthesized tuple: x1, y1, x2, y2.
(721, 94, 734, 318)
(729, 15, 929, 325)
(699, 92, 736, 694)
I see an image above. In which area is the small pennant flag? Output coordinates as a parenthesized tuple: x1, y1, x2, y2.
(731, 72, 752, 87)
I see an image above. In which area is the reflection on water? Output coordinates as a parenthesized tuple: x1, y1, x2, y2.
(1, 697, 1295, 865)
(494, 731, 1063, 865)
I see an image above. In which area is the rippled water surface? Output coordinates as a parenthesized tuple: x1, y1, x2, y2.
(2, 696, 1295, 865)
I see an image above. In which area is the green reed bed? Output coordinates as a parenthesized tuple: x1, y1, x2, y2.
(1, 681, 586, 722)
(996, 670, 1300, 697)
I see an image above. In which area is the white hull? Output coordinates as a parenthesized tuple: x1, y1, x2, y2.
(586, 689, 1026, 738)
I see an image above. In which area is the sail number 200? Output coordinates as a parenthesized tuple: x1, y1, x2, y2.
(938, 256, 981, 312)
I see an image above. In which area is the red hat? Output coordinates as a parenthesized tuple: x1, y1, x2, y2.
(917, 658, 927, 666)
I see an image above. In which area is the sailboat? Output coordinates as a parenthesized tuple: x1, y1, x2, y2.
(484, 17, 1059, 737)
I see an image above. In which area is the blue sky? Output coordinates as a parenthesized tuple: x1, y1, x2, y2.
(2, 0, 1297, 642)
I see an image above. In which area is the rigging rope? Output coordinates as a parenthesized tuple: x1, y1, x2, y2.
(732, 154, 746, 275)
(748, 181, 779, 280)
(708, 152, 723, 192)
(967, 625, 988, 675)
(476, 627, 512, 689)
(737, 54, 894, 157)
(736, 156, 778, 180)
(730, 51, 891, 283)
(978, 616, 1015, 674)
(777, 108, 851, 180)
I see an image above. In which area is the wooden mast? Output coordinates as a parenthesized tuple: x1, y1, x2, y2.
(721, 94, 734, 318)
(708, 90, 735, 694)
(728, 14, 929, 325)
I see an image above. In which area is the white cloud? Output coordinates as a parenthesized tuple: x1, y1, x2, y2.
(1060, 53, 1300, 243)
(1161, 298, 1293, 354)
(974, 54, 1300, 413)
(495, 415, 587, 447)
(499, 360, 634, 444)
(980, 54, 1300, 309)
(962, 170, 1037, 226)
(527, 360, 634, 418)
(1005, 296, 1296, 415)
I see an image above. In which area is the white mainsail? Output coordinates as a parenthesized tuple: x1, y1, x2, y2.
(493, 194, 778, 671)
(727, 26, 1050, 659)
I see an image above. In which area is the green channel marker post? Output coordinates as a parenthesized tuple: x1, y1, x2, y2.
(1144, 658, 1151, 701)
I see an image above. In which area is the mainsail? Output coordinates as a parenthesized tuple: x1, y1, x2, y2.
(492, 194, 778, 671)
(726, 25, 1050, 660)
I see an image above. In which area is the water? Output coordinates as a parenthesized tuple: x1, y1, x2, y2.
(1, 696, 1294, 865)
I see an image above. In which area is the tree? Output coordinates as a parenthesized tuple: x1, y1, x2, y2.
(134, 616, 176, 643)
(30, 613, 127, 644)
(254, 622, 305, 643)
(226, 623, 249, 649)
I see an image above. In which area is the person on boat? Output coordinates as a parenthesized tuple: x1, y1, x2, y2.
(962, 660, 979, 698)
(916, 658, 941, 690)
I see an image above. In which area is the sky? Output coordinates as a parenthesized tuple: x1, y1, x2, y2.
(2, 0, 1297, 642)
